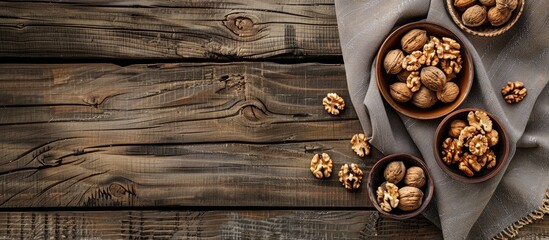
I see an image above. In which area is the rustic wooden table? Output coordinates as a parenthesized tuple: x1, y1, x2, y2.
(0, 1, 546, 239)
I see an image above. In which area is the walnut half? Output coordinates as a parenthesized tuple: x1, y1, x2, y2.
(350, 133, 371, 157)
(338, 163, 364, 190)
(376, 182, 399, 212)
(310, 153, 333, 179)
(501, 81, 527, 104)
(322, 93, 345, 115)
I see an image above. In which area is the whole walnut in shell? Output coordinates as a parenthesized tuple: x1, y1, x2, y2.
(462, 5, 487, 27)
(480, 0, 496, 7)
(384, 161, 406, 184)
(397, 70, 412, 82)
(437, 82, 460, 103)
(487, 7, 512, 26)
(384, 49, 405, 74)
(412, 86, 437, 109)
(454, 0, 477, 10)
(390, 82, 413, 103)
(404, 166, 426, 188)
(398, 186, 424, 211)
(449, 119, 467, 138)
(421, 66, 447, 92)
(401, 29, 428, 53)
(496, 0, 518, 11)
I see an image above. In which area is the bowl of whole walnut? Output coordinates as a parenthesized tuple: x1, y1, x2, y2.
(434, 108, 510, 183)
(376, 22, 474, 119)
(366, 154, 434, 219)
(446, 0, 524, 37)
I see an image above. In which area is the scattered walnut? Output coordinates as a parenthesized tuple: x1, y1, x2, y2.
(404, 166, 426, 188)
(350, 133, 371, 157)
(442, 137, 463, 165)
(449, 119, 467, 138)
(338, 163, 364, 190)
(482, 150, 497, 169)
(458, 126, 478, 148)
(310, 153, 333, 179)
(401, 29, 428, 54)
(377, 182, 400, 212)
(390, 82, 413, 103)
(384, 49, 405, 74)
(402, 51, 426, 71)
(458, 158, 475, 177)
(468, 110, 493, 133)
(398, 186, 424, 211)
(486, 129, 499, 147)
(323, 93, 345, 115)
(406, 71, 422, 92)
(384, 161, 406, 184)
(501, 81, 527, 104)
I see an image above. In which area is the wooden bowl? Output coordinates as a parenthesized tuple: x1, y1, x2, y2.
(446, 0, 525, 37)
(433, 108, 510, 183)
(375, 22, 474, 120)
(366, 154, 434, 220)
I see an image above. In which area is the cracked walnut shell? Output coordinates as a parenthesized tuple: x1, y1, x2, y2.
(501, 81, 527, 104)
(338, 163, 364, 190)
(323, 93, 345, 115)
(458, 126, 478, 148)
(310, 153, 333, 179)
(384, 161, 406, 184)
(350, 133, 371, 157)
(376, 182, 400, 212)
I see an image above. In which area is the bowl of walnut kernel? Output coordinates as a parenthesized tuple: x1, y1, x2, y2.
(376, 22, 474, 119)
(434, 108, 509, 183)
(366, 154, 434, 219)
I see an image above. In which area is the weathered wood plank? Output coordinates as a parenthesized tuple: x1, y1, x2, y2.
(0, 63, 376, 208)
(0, 0, 340, 59)
(0, 211, 442, 239)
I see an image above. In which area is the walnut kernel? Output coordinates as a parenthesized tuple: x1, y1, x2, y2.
(338, 163, 364, 190)
(402, 51, 426, 71)
(442, 137, 463, 165)
(486, 129, 499, 147)
(350, 133, 371, 157)
(377, 182, 400, 212)
(406, 71, 421, 93)
(323, 93, 345, 115)
(310, 153, 333, 179)
(501, 81, 527, 104)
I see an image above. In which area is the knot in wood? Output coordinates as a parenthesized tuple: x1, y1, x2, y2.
(223, 13, 259, 37)
(108, 183, 128, 198)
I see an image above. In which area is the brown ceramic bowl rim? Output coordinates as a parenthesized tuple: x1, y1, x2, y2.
(366, 153, 434, 220)
(433, 108, 510, 183)
(375, 21, 474, 120)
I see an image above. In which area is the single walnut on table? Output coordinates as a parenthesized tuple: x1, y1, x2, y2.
(310, 153, 333, 179)
(322, 93, 345, 115)
(501, 81, 527, 104)
(350, 133, 371, 157)
(338, 163, 364, 190)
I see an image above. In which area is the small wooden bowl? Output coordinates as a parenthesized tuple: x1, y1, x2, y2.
(367, 154, 434, 220)
(446, 0, 525, 37)
(375, 22, 474, 120)
(433, 108, 510, 183)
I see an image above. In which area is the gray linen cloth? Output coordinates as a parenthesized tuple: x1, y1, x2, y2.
(335, 0, 549, 239)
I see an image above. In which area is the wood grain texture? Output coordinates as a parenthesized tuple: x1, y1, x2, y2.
(0, 0, 340, 59)
(0, 62, 378, 208)
(0, 211, 442, 239)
